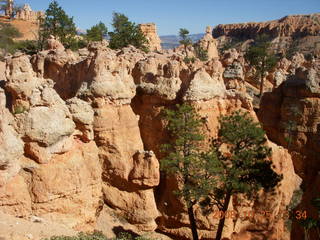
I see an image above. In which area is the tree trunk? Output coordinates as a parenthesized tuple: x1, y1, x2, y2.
(187, 203, 199, 240)
(259, 58, 266, 98)
(259, 72, 264, 98)
(215, 192, 232, 240)
(184, 45, 188, 58)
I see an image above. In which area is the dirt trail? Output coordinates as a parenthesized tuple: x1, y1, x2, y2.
(0, 212, 76, 240)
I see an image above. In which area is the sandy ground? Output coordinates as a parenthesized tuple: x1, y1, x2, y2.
(96, 206, 172, 240)
(0, 212, 76, 240)
(0, 209, 172, 240)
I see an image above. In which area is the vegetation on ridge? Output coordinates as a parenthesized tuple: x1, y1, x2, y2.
(86, 22, 108, 42)
(109, 12, 149, 52)
(39, 0, 77, 50)
(0, 22, 22, 56)
(244, 34, 278, 98)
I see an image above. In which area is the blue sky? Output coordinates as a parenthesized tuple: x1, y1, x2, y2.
(16, 0, 320, 35)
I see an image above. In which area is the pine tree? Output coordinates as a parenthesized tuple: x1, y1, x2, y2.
(40, 0, 77, 49)
(86, 22, 108, 42)
(245, 34, 278, 97)
(161, 103, 217, 240)
(109, 12, 148, 52)
(299, 197, 320, 240)
(179, 28, 192, 58)
(207, 111, 282, 240)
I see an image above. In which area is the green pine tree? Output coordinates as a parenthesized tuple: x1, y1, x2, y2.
(244, 34, 278, 97)
(109, 12, 148, 52)
(207, 111, 282, 240)
(161, 103, 217, 240)
(179, 28, 192, 58)
(39, 0, 77, 49)
(86, 22, 108, 42)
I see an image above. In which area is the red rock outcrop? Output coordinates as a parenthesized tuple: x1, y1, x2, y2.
(258, 60, 320, 240)
(1, 52, 103, 231)
(15, 4, 44, 22)
(198, 26, 219, 60)
(130, 49, 300, 239)
(0, 42, 303, 240)
(139, 23, 162, 52)
(213, 14, 320, 40)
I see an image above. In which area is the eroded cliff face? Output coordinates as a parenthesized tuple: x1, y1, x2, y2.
(213, 14, 320, 40)
(131, 55, 300, 239)
(258, 59, 320, 240)
(213, 14, 320, 60)
(0, 42, 301, 240)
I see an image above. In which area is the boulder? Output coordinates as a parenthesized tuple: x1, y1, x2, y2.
(183, 68, 226, 100)
(25, 107, 75, 146)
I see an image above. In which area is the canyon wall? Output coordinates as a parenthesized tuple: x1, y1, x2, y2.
(0, 41, 302, 240)
(213, 14, 320, 40)
(258, 59, 320, 240)
(213, 14, 320, 59)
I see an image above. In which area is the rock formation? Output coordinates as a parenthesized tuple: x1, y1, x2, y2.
(47, 35, 65, 52)
(213, 14, 320, 40)
(0, 39, 303, 240)
(258, 59, 320, 240)
(198, 26, 219, 59)
(0, 2, 43, 41)
(15, 4, 44, 22)
(139, 23, 162, 52)
(213, 14, 320, 61)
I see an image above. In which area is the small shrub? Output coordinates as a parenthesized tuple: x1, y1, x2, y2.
(183, 56, 196, 64)
(14, 40, 40, 55)
(13, 105, 27, 115)
(285, 187, 304, 231)
(43, 231, 107, 240)
(42, 232, 154, 240)
(69, 38, 88, 51)
(194, 45, 208, 61)
(0, 22, 22, 55)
